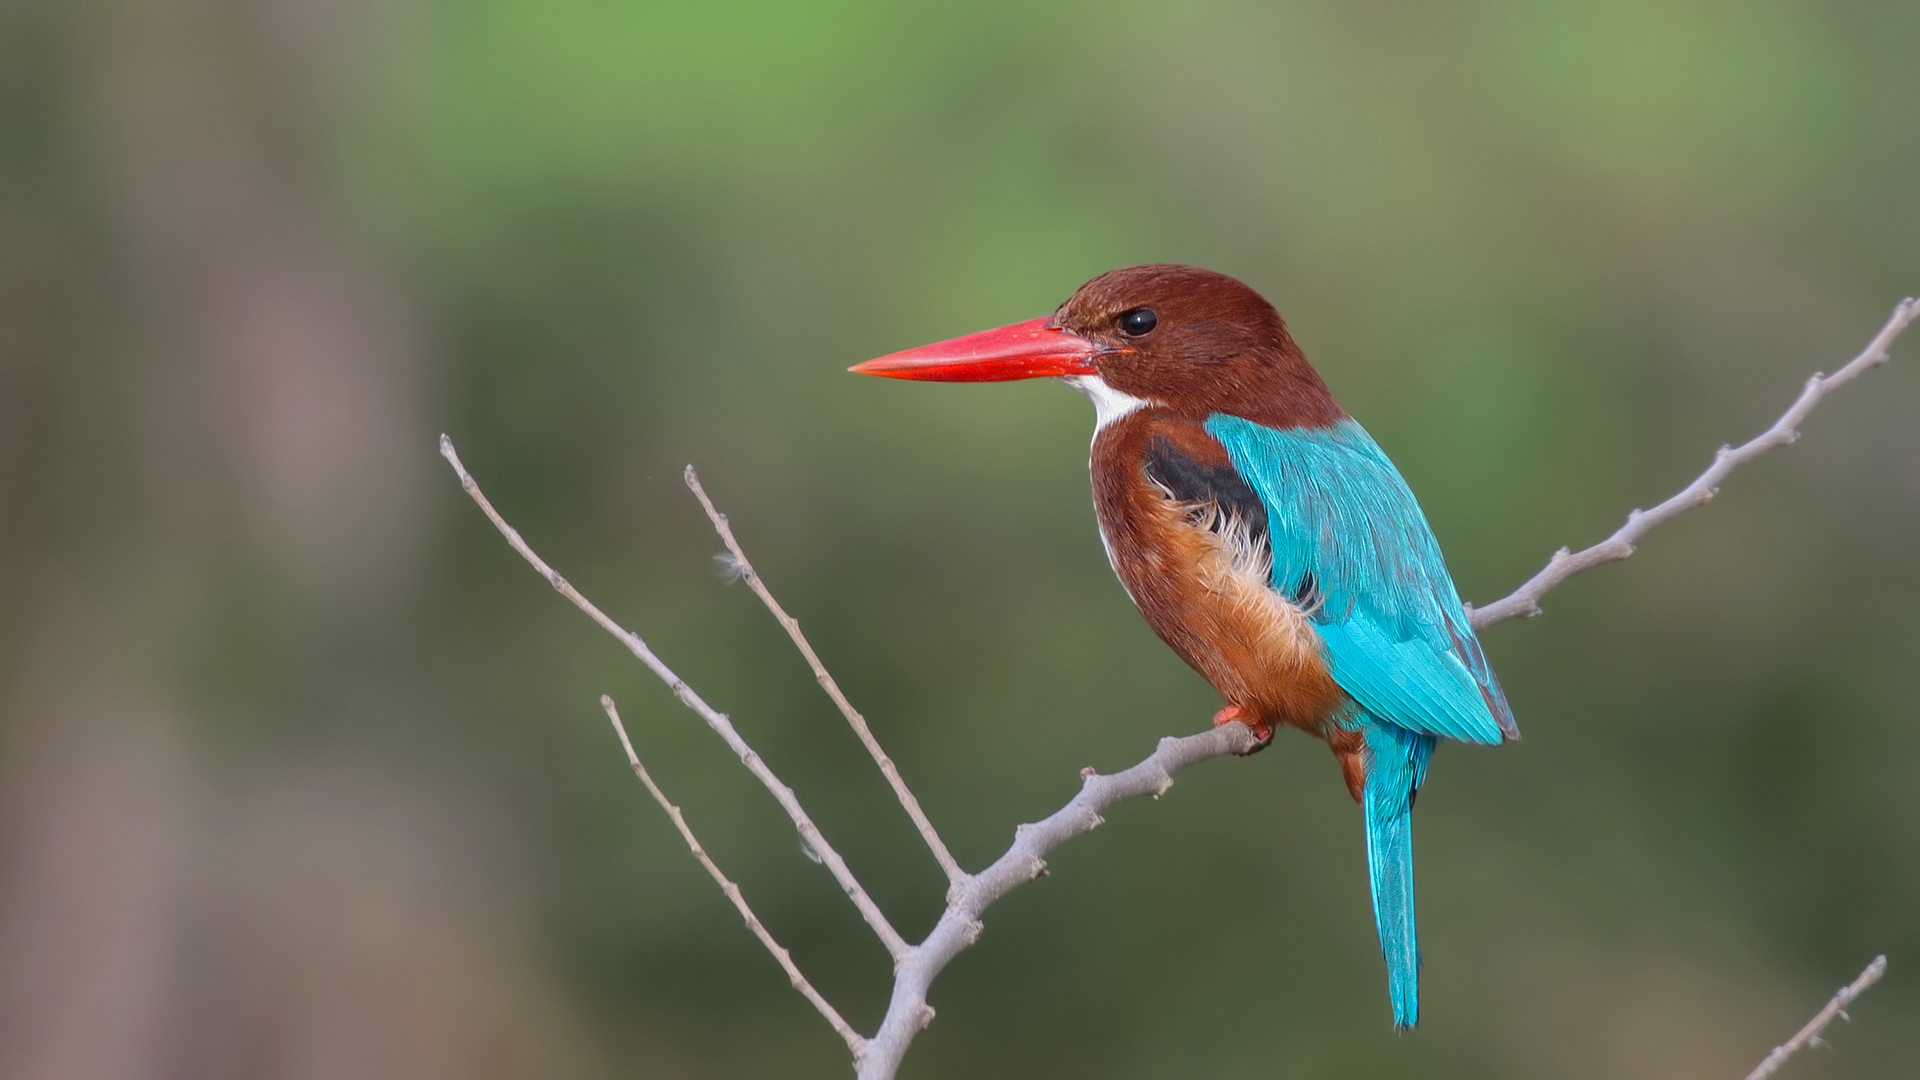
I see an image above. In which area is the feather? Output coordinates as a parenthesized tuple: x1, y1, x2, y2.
(1361, 718, 1434, 1029)
(1203, 416, 1517, 744)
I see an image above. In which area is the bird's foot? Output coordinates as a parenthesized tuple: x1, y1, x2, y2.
(1213, 704, 1274, 755)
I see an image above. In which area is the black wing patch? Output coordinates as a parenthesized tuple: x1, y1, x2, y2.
(1292, 570, 1320, 610)
(1144, 436, 1271, 551)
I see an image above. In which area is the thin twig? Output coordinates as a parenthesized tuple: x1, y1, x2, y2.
(855, 721, 1259, 1080)
(684, 466, 968, 886)
(439, 436, 911, 961)
(600, 695, 869, 1059)
(1743, 956, 1886, 1080)
(1468, 297, 1920, 630)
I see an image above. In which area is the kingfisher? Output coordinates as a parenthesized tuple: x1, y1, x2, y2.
(850, 264, 1517, 1029)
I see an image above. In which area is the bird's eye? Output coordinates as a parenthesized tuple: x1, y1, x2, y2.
(1119, 308, 1158, 337)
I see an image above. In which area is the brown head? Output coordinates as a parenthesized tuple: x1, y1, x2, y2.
(852, 264, 1344, 428)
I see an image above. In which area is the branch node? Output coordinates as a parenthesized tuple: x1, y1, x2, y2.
(1742, 955, 1886, 1080)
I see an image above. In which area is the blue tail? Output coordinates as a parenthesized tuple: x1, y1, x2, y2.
(1361, 720, 1435, 1030)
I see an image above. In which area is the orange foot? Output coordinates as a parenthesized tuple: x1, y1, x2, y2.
(1213, 704, 1274, 754)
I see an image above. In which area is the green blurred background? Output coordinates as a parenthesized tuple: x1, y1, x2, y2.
(3, 0, 1917, 1077)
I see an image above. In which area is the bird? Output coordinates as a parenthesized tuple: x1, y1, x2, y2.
(850, 264, 1517, 1030)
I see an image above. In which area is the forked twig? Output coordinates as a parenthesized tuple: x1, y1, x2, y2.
(1743, 956, 1886, 1080)
(441, 434, 1259, 1077)
(439, 436, 910, 961)
(600, 695, 867, 1058)
(855, 721, 1257, 1079)
(684, 465, 967, 886)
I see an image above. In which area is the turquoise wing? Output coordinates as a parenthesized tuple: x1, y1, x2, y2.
(1204, 415, 1515, 745)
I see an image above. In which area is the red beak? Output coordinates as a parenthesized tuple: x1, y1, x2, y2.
(849, 317, 1102, 382)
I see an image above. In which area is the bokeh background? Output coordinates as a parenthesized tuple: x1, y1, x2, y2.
(3, 1, 1917, 1077)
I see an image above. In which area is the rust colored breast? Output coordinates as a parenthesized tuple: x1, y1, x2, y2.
(1091, 409, 1350, 737)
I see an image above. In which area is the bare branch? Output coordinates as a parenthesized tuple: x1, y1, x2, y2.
(684, 466, 967, 886)
(856, 721, 1260, 1079)
(448, 300, 1912, 1080)
(600, 695, 869, 1059)
(439, 436, 911, 961)
(1468, 297, 1920, 630)
(1743, 956, 1886, 1080)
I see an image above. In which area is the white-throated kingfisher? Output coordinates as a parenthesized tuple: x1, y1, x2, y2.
(851, 265, 1518, 1029)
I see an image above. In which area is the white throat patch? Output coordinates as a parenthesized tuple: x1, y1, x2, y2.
(1063, 373, 1150, 605)
(1062, 374, 1148, 431)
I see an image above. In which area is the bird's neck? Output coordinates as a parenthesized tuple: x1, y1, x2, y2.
(1113, 359, 1347, 430)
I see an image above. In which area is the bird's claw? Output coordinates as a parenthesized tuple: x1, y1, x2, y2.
(1213, 704, 1274, 754)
